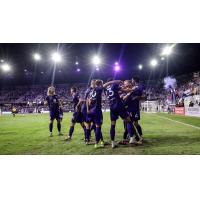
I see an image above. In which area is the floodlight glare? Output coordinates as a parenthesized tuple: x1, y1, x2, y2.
(150, 59, 158, 67)
(92, 55, 101, 66)
(75, 61, 79, 65)
(1, 63, 11, 72)
(114, 65, 120, 71)
(33, 53, 41, 61)
(138, 64, 143, 70)
(76, 68, 80, 72)
(162, 46, 173, 56)
(52, 52, 62, 63)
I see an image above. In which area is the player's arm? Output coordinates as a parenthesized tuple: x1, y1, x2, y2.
(86, 97, 90, 113)
(75, 98, 83, 111)
(120, 86, 137, 93)
(103, 80, 122, 88)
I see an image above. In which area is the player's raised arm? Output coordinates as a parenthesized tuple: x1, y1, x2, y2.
(103, 80, 122, 88)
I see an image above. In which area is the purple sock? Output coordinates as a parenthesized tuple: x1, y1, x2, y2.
(49, 122, 53, 132)
(82, 126, 87, 140)
(127, 122, 134, 137)
(86, 129, 91, 141)
(69, 126, 74, 137)
(57, 122, 61, 132)
(95, 127, 101, 143)
(100, 129, 103, 141)
(110, 124, 115, 141)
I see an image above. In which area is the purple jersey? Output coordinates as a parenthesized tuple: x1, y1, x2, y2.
(105, 83, 123, 109)
(72, 92, 80, 111)
(46, 95, 59, 112)
(81, 87, 92, 113)
(88, 87, 103, 112)
(125, 84, 143, 112)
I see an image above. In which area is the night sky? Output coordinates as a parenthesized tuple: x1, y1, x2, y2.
(0, 43, 200, 86)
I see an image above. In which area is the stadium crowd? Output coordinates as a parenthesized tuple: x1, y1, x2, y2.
(0, 72, 200, 114)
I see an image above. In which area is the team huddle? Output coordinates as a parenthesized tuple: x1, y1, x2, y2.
(45, 77, 145, 148)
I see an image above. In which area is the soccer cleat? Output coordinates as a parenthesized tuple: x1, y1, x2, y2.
(85, 140, 90, 145)
(111, 141, 115, 148)
(100, 141, 105, 147)
(94, 143, 99, 148)
(64, 136, 71, 141)
(58, 132, 63, 136)
(49, 132, 53, 137)
(136, 137, 143, 145)
(129, 137, 136, 144)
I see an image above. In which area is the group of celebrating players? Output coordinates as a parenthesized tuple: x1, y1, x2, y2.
(45, 77, 144, 148)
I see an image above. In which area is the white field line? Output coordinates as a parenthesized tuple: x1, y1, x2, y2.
(156, 115, 200, 130)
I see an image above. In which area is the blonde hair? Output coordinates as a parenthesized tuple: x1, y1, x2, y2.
(47, 86, 55, 96)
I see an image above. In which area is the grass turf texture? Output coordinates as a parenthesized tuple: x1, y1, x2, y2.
(0, 112, 200, 155)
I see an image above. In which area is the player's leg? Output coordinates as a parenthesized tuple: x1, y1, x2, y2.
(133, 120, 143, 144)
(56, 118, 62, 136)
(94, 111, 104, 148)
(119, 120, 129, 145)
(125, 116, 136, 144)
(65, 122, 76, 140)
(84, 121, 91, 144)
(49, 119, 54, 137)
(109, 110, 118, 148)
(80, 122, 87, 141)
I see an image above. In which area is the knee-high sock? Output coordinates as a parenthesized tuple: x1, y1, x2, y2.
(69, 126, 74, 137)
(57, 122, 61, 132)
(110, 124, 116, 141)
(49, 122, 53, 132)
(127, 122, 134, 137)
(95, 127, 101, 143)
(86, 128, 91, 141)
(100, 129, 103, 141)
(123, 121, 128, 140)
(81, 125, 87, 140)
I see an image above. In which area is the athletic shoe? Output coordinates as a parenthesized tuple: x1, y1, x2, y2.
(136, 137, 143, 145)
(129, 137, 136, 144)
(94, 143, 100, 148)
(64, 136, 71, 141)
(111, 141, 116, 148)
(49, 132, 53, 137)
(100, 141, 105, 147)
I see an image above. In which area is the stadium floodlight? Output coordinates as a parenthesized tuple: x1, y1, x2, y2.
(75, 61, 79, 65)
(96, 67, 100, 71)
(1, 63, 11, 72)
(161, 45, 174, 56)
(76, 68, 80, 72)
(0, 59, 4, 63)
(114, 62, 121, 71)
(33, 53, 41, 61)
(51, 52, 62, 63)
(138, 64, 143, 70)
(114, 65, 120, 71)
(150, 59, 158, 67)
(92, 55, 101, 66)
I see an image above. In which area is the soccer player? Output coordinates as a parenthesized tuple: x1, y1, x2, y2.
(104, 79, 136, 148)
(45, 86, 62, 137)
(82, 79, 96, 144)
(65, 87, 87, 140)
(123, 78, 144, 143)
(86, 79, 104, 148)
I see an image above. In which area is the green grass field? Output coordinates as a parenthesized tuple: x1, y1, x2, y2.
(0, 112, 200, 155)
